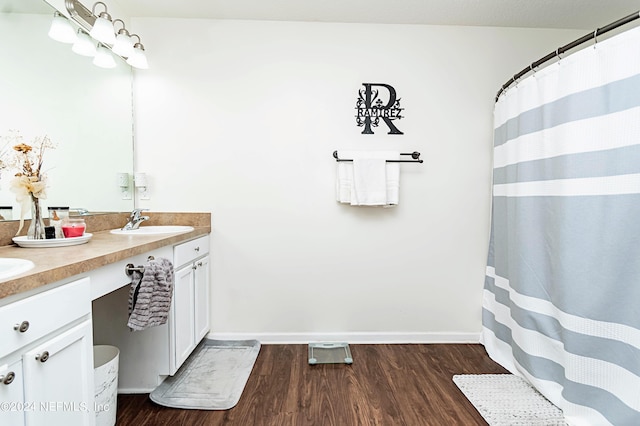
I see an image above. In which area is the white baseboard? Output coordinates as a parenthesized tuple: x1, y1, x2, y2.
(115, 332, 481, 394)
(207, 331, 481, 344)
(118, 387, 155, 394)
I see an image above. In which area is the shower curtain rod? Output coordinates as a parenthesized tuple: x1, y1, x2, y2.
(495, 10, 640, 102)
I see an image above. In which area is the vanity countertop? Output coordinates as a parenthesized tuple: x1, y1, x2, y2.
(0, 212, 211, 303)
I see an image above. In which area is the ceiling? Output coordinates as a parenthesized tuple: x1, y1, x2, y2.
(3, 0, 639, 31)
(114, 0, 640, 30)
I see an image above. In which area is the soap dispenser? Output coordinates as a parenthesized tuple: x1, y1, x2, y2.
(48, 206, 69, 238)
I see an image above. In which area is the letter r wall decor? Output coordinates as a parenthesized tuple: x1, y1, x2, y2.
(355, 83, 404, 135)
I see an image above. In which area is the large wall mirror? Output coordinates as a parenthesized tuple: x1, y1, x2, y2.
(0, 0, 134, 221)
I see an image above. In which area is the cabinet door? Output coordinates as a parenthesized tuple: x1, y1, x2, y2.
(0, 358, 25, 426)
(194, 255, 210, 343)
(23, 320, 94, 426)
(172, 265, 195, 374)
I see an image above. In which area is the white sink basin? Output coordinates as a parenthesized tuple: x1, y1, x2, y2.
(0, 258, 35, 280)
(110, 225, 194, 235)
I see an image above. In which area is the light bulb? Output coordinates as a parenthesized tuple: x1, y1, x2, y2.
(72, 30, 96, 57)
(93, 44, 117, 68)
(89, 12, 116, 44)
(112, 31, 134, 57)
(48, 12, 76, 44)
(126, 44, 149, 69)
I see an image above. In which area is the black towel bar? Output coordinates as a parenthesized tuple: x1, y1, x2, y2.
(332, 150, 423, 163)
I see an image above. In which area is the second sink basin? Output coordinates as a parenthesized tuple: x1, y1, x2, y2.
(110, 225, 194, 235)
(0, 258, 35, 280)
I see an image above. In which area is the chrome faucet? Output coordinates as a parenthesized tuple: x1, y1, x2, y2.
(122, 208, 150, 230)
(70, 207, 89, 216)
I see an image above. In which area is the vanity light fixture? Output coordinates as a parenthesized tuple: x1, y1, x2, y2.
(88, 1, 116, 45)
(111, 19, 134, 58)
(59, 0, 150, 69)
(93, 43, 117, 68)
(48, 11, 77, 43)
(71, 28, 97, 57)
(126, 34, 149, 69)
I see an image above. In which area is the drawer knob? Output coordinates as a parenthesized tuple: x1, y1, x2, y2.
(197, 261, 203, 267)
(0, 371, 15, 385)
(14, 321, 30, 333)
(194, 246, 200, 252)
(36, 351, 50, 363)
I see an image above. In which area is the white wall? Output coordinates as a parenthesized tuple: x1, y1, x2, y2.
(131, 18, 583, 343)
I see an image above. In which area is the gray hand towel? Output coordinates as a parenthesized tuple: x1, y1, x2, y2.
(127, 257, 174, 331)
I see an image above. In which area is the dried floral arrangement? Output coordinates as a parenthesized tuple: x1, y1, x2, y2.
(0, 130, 56, 237)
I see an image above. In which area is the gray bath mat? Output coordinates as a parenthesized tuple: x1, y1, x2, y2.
(453, 374, 567, 426)
(150, 339, 260, 410)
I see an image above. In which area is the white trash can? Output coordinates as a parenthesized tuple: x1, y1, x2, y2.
(94, 345, 119, 426)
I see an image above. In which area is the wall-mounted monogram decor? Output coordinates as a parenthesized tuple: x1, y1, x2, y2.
(355, 83, 404, 135)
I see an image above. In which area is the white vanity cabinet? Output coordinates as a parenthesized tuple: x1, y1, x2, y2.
(91, 235, 211, 391)
(0, 278, 94, 426)
(170, 235, 210, 374)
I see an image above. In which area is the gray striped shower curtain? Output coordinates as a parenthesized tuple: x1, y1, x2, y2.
(482, 26, 640, 425)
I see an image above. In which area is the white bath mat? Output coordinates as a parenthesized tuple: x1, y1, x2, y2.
(150, 339, 260, 410)
(453, 374, 567, 426)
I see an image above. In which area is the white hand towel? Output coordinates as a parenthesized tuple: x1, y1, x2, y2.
(385, 154, 400, 206)
(336, 158, 354, 204)
(335, 150, 400, 206)
(353, 156, 387, 205)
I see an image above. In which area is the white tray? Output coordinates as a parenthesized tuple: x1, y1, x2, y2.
(13, 233, 93, 248)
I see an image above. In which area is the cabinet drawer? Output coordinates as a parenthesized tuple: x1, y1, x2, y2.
(0, 278, 90, 359)
(174, 235, 209, 268)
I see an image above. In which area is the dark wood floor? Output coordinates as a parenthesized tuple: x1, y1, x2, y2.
(116, 344, 508, 425)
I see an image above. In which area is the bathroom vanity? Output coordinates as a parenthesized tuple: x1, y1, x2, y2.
(0, 212, 211, 426)
(91, 233, 211, 390)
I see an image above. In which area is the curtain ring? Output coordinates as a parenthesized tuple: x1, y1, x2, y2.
(593, 29, 599, 47)
(556, 48, 563, 62)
